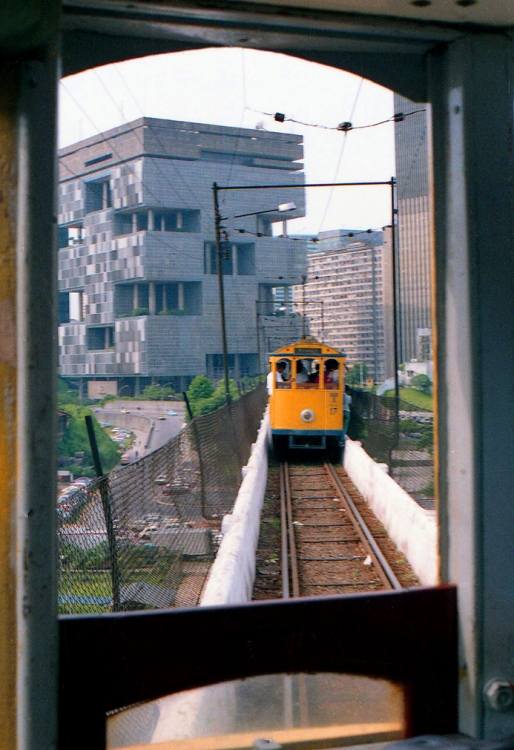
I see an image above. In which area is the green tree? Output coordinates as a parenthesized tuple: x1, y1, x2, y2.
(345, 362, 369, 386)
(58, 406, 120, 472)
(187, 376, 214, 403)
(186, 377, 239, 418)
(410, 373, 432, 394)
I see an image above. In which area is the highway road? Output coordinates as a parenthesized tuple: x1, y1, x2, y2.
(94, 400, 187, 462)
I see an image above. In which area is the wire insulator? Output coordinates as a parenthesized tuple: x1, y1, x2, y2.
(274, 112, 285, 122)
(393, 112, 405, 122)
(337, 121, 353, 132)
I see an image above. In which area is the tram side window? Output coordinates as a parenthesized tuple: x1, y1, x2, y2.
(324, 359, 340, 389)
(276, 359, 292, 388)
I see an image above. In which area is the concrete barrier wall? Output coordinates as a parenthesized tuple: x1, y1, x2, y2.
(96, 409, 152, 434)
(200, 409, 270, 606)
(343, 438, 438, 585)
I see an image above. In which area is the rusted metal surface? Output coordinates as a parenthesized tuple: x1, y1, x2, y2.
(0, 60, 19, 750)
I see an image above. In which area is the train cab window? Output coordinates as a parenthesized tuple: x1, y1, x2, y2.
(106, 672, 404, 748)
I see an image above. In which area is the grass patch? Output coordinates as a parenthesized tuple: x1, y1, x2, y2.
(384, 387, 433, 411)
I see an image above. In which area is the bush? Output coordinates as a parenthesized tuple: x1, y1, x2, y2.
(187, 375, 214, 403)
(142, 384, 176, 401)
(410, 373, 432, 393)
(185, 376, 239, 418)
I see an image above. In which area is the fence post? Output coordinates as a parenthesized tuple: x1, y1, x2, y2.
(183, 394, 207, 519)
(85, 415, 121, 611)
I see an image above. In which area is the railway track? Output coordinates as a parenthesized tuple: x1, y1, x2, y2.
(280, 460, 402, 598)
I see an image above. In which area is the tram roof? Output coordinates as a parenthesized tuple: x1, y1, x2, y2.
(270, 338, 346, 358)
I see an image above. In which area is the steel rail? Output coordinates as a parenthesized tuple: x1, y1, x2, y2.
(324, 461, 402, 591)
(279, 463, 290, 600)
(284, 461, 301, 598)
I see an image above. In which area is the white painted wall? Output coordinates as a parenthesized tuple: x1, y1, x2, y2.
(200, 408, 270, 606)
(343, 438, 438, 585)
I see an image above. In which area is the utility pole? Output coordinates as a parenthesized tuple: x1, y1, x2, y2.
(390, 177, 400, 404)
(301, 273, 307, 338)
(212, 182, 231, 404)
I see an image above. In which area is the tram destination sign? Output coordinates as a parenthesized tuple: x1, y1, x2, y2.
(294, 347, 322, 355)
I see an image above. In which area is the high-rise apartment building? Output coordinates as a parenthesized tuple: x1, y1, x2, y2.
(57, 118, 307, 395)
(394, 94, 432, 363)
(294, 229, 394, 382)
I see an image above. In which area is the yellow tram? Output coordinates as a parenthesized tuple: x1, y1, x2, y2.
(268, 337, 347, 455)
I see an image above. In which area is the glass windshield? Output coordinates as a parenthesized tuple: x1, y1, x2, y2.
(107, 672, 404, 749)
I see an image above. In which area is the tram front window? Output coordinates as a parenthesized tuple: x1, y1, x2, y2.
(294, 358, 319, 387)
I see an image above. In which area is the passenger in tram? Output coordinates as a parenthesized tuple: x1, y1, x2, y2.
(309, 360, 320, 383)
(325, 359, 339, 387)
(295, 360, 309, 384)
(343, 385, 352, 439)
(266, 361, 287, 395)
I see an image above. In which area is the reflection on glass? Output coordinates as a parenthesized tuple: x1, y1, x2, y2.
(107, 673, 404, 749)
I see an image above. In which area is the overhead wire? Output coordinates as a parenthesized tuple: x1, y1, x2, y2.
(244, 105, 426, 132)
(220, 48, 250, 208)
(317, 77, 364, 234)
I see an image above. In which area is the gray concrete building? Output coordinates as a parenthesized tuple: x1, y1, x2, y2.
(293, 228, 394, 383)
(57, 117, 307, 394)
(394, 94, 432, 364)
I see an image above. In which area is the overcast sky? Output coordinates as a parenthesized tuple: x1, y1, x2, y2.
(59, 48, 395, 233)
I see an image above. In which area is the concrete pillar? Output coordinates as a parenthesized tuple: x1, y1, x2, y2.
(148, 209, 154, 231)
(135, 376, 140, 397)
(133, 283, 139, 310)
(232, 244, 238, 276)
(282, 219, 288, 237)
(178, 282, 184, 311)
(132, 213, 137, 233)
(176, 210, 182, 229)
(102, 180, 109, 210)
(1, 47, 59, 750)
(429, 34, 514, 738)
(149, 282, 156, 315)
(160, 215, 165, 232)
(162, 284, 167, 311)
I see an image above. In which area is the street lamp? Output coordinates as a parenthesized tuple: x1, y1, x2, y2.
(212, 182, 297, 404)
(232, 202, 296, 221)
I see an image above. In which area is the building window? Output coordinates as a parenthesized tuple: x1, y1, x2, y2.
(113, 209, 200, 235)
(153, 209, 200, 233)
(85, 179, 112, 213)
(58, 224, 85, 249)
(87, 326, 114, 351)
(59, 291, 86, 324)
(204, 242, 233, 275)
(237, 244, 255, 275)
(114, 282, 202, 317)
(204, 242, 255, 275)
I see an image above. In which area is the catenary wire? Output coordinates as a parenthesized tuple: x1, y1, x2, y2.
(317, 77, 364, 235)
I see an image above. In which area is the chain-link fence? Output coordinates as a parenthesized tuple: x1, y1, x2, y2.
(348, 388, 434, 510)
(58, 384, 267, 615)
